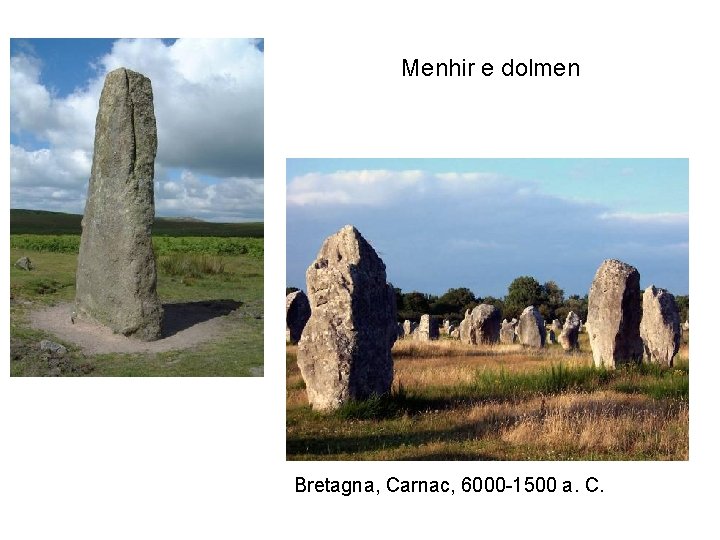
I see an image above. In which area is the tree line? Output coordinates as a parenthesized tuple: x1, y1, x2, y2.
(288, 276, 689, 326)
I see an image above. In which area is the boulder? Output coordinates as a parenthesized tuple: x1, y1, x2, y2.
(286, 290, 311, 344)
(469, 304, 502, 344)
(517, 306, 546, 348)
(640, 285, 680, 366)
(559, 311, 581, 351)
(75, 68, 162, 341)
(297, 225, 396, 411)
(14, 256, 33, 271)
(586, 259, 643, 367)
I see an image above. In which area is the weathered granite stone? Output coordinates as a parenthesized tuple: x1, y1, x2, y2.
(75, 68, 162, 341)
(518, 306, 546, 348)
(459, 309, 472, 344)
(297, 225, 396, 411)
(40, 340, 67, 356)
(640, 285, 680, 366)
(587, 259, 643, 367)
(500, 319, 517, 344)
(450, 327, 460, 339)
(15, 256, 33, 271)
(551, 319, 563, 333)
(468, 304, 502, 344)
(414, 314, 439, 341)
(286, 290, 311, 344)
(402, 320, 412, 338)
(559, 311, 581, 351)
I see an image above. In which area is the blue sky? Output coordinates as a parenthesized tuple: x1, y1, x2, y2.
(10, 38, 264, 222)
(287, 158, 688, 298)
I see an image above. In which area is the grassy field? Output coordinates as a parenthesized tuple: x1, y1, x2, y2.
(10, 209, 263, 237)
(286, 335, 689, 460)
(10, 230, 263, 376)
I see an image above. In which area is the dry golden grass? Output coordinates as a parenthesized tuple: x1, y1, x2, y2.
(287, 336, 689, 460)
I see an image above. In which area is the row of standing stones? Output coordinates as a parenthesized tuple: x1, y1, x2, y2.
(287, 227, 684, 411)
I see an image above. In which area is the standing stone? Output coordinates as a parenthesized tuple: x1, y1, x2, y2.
(500, 319, 517, 344)
(551, 319, 563, 333)
(414, 314, 439, 341)
(450, 327, 460, 339)
(586, 259, 643, 368)
(402, 320, 412, 338)
(469, 304, 501, 344)
(286, 290, 311, 344)
(297, 225, 396, 411)
(75, 68, 162, 341)
(559, 311, 581, 351)
(518, 306, 546, 348)
(459, 309, 472, 344)
(640, 285, 680, 366)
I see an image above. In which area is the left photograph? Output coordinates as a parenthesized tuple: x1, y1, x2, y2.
(10, 38, 264, 376)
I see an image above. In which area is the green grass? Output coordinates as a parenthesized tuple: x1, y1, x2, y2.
(10, 234, 263, 257)
(10, 209, 263, 237)
(10, 239, 263, 377)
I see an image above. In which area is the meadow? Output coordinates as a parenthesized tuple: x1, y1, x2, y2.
(10, 211, 263, 377)
(286, 334, 689, 460)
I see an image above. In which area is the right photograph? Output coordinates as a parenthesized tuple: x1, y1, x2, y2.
(286, 158, 689, 461)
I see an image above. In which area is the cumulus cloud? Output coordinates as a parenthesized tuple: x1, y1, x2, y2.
(10, 38, 263, 221)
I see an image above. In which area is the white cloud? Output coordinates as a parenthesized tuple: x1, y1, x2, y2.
(287, 169, 507, 206)
(599, 211, 689, 224)
(10, 38, 263, 222)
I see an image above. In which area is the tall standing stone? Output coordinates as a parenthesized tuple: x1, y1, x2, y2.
(518, 306, 546, 348)
(459, 309, 472, 344)
(414, 314, 439, 341)
(402, 320, 412, 338)
(286, 290, 311, 344)
(586, 259, 643, 368)
(640, 285, 680, 366)
(500, 319, 517, 344)
(297, 225, 396, 411)
(559, 311, 581, 351)
(75, 68, 162, 341)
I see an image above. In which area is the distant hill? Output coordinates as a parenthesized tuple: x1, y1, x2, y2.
(10, 209, 263, 238)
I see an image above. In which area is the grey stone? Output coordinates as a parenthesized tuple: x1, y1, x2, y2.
(414, 314, 439, 341)
(518, 306, 546, 348)
(559, 311, 581, 351)
(640, 285, 680, 366)
(75, 68, 162, 341)
(469, 304, 501, 344)
(14, 256, 33, 271)
(48, 367, 62, 377)
(297, 225, 396, 411)
(587, 259, 643, 368)
(286, 290, 310, 344)
(402, 320, 412, 338)
(500, 319, 517, 344)
(40, 339, 67, 356)
(459, 309, 472, 343)
(551, 319, 563, 333)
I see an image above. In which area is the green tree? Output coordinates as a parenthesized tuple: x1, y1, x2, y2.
(504, 276, 543, 320)
(431, 287, 478, 321)
(674, 295, 689, 323)
(555, 294, 588, 323)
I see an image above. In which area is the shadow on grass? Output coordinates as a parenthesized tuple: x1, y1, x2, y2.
(161, 299, 241, 337)
(286, 421, 486, 458)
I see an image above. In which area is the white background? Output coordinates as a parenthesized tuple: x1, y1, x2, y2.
(2, 1, 718, 538)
